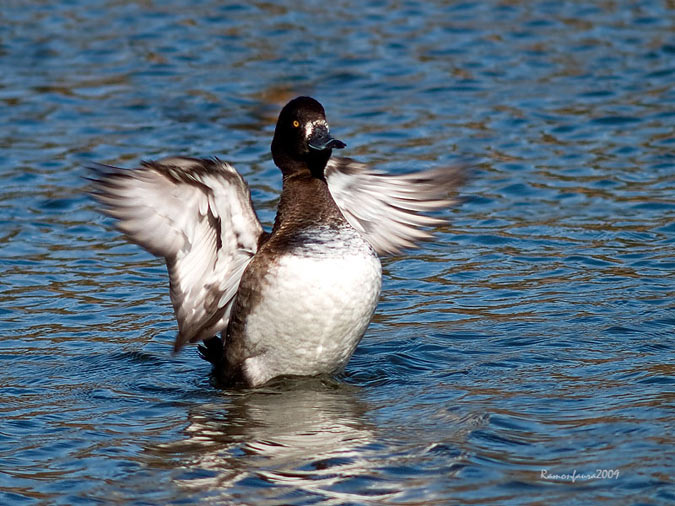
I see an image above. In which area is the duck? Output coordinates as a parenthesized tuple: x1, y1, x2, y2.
(88, 96, 463, 387)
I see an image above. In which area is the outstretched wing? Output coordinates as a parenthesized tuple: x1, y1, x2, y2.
(87, 157, 264, 351)
(325, 157, 464, 255)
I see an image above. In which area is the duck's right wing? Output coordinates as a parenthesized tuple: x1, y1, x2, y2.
(87, 157, 265, 352)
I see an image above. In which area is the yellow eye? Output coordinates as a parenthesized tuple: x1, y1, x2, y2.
(292, 120, 300, 128)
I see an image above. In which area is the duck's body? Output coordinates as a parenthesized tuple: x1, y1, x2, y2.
(89, 96, 463, 387)
(224, 174, 381, 386)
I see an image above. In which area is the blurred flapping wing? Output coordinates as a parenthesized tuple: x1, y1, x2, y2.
(88, 157, 264, 351)
(325, 157, 464, 255)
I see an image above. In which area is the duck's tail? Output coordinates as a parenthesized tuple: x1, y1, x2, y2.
(197, 335, 225, 370)
(198, 335, 248, 387)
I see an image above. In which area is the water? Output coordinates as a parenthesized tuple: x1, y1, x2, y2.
(1, 0, 673, 503)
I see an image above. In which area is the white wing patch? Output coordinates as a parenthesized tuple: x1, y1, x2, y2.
(325, 157, 464, 255)
(88, 157, 264, 351)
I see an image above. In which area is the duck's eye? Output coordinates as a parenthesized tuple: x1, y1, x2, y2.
(292, 120, 300, 128)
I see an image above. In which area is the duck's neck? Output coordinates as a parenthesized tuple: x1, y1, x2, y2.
(272, 173, 344, 234)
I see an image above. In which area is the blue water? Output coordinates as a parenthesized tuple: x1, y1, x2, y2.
(1, 0, 673, 504)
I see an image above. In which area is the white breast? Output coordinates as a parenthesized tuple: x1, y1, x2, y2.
(239, 232, 382, 386)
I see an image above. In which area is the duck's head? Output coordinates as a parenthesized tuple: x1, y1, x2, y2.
(271, 96, 346, 177)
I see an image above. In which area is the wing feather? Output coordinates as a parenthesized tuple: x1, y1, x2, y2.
(325, 157, 464, 255)
(87, 157, 264, 351)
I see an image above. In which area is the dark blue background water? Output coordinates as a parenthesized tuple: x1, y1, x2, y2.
(1, 1, 673, 504)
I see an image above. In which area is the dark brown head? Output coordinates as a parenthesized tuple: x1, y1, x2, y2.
(271, 96, 345, 178)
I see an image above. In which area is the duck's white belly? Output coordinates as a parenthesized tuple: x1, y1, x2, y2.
(238, 244, 381, 386)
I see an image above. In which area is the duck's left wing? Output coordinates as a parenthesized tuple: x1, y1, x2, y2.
(325, 157, 464, 255)
(87, 157, 264, 352)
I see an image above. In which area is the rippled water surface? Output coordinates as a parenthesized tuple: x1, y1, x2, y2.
(1, 0, 674, 504)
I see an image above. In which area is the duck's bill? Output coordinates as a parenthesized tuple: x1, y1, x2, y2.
(308, 126, 346, 151)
